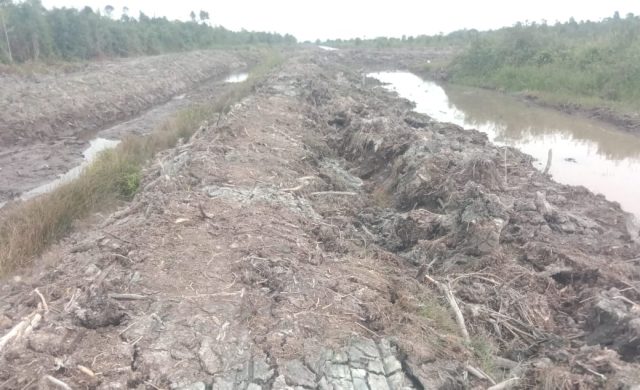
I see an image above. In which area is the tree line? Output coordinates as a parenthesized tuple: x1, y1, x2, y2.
(322, 13, 640, 108)
(445, 12, 640, 108)
(320, 30, 479, 49)
(0, 0, 296, 63)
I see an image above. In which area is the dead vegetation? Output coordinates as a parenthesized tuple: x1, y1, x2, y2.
(313, 49, 640, 386)
(0, 50, 283, 276)
(0, 50, 258, 146)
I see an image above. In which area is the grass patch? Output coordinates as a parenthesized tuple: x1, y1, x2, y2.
(419, 297, 502, 378)
(418, 297, 459, 335)
(470, 335, 497, 377)
(0, 49, 283, 276)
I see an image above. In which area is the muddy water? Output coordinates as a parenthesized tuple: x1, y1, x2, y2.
(22, 138, 121, 200)
(369, 71, 640, 218)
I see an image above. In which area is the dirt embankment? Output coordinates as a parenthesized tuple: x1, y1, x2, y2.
(0, 50, 254, 145)
(520, 94, 640, 137)
(1, 49, 640, 389)
(421, 67, 640, 137)
(0, 50, 257, 205)
(327, 48, 450, 72)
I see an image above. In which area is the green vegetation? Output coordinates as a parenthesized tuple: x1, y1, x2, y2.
(0, 50, 283, 276)
(320, 29, 476, 50)
(323, 13, 640, 114)
(0, 0, 295, 63)
(470, 336, 497, 377)
(419, 297, 459, 335)
(445, 13, 640, 112)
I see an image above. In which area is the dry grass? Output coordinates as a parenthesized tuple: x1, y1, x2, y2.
(0, 50, 283, 276)
(536, 367, 573, 390)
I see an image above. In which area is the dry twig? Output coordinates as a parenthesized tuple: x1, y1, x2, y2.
(466, 365, 496, 385)
(355, 321, 381, 337)
(108, 293, 151, 301)
(310, 191, 357, 196)
(488, 377, 520, 390)
(144, 380, 165, 390)
(33, 288, 49, 313)
(543, 148, 553, 175)
(0, 311, 42, 353)
(43, 375, 72, 390)
(576, 361, 607, 381)
(77, 365, 96, 377)
(423, 274, 471, 344)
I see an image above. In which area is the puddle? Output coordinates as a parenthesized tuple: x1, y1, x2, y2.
(369, 71, 640, 218)
(224, 72, 249, 83)
(22, 138, 120, 200)
(319, 45, 339, 51)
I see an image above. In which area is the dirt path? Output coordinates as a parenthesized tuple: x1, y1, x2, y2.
(0, 51, 257, 206)
(1, 49, 640, 389)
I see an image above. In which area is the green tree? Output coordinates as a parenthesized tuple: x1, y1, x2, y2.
(0, 0, 297, 64)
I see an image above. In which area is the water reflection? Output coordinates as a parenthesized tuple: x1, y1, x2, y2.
(224, 73, 249, 83)
(368, 71, 640, 218)
(444, 84, 640, 161)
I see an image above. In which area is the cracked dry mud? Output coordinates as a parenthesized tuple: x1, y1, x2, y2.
(1, 49, 640, 389)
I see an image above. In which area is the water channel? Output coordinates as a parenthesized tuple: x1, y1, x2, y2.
(369, 71, 640, 218)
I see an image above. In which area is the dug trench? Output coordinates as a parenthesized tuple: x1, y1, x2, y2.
(0, 50, 259, 206)
(1, 49, 640, 389)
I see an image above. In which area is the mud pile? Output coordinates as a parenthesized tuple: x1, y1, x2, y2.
(315, 54, 640, 386)
(1, 50, 639, 389)
(0, 50, 256, 145)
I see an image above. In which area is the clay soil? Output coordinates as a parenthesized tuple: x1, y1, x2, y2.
(1, 48, 640, 389)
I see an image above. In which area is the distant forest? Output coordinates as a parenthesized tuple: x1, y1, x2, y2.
(0, 0, 296, 63)
(444, 12, 640, 108)
(324, 12, 640, 110)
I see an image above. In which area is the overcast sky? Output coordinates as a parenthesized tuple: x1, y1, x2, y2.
(41, 0, 640, 41)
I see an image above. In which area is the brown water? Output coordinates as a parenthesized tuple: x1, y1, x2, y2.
(369, 71, 640, 219)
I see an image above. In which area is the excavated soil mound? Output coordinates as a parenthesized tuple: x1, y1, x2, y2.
(0, 50, 256, 145)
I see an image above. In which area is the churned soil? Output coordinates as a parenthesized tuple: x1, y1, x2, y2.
(1, 48, 640, 389)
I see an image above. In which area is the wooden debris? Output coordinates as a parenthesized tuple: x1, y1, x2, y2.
(423, 274, 471, 344)
(43, 375, 72, 390)
(488, 377, 520, 390)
